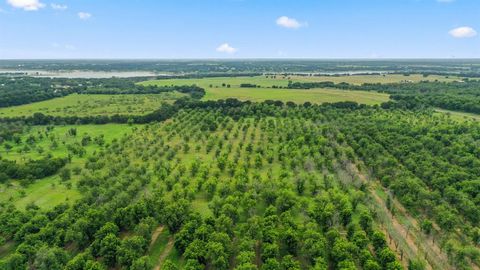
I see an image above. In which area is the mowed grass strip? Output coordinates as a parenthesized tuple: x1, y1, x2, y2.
(0, 92, 185, 117)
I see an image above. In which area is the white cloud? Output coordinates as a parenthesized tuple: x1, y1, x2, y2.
(276, 16, 306, 29)
(78, 12, 92, 20)
(449, 26, 477, 38)
(216, 43, 237, 54)
(6, 0, 45, 11)
(51, 3, 67, 10)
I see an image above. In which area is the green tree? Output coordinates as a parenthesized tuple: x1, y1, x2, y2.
(163, 259, 179, 270)
(33, 246, 68, 270)
(408, 258, 426, 270)
(261, 258, 280, 270)
(117, 236, 147, 267)
(130, 256, 152, 270)
(99, 233, 120, 267)
(184, 259, 205, 270)
(420, 220, 433, 235)
(59, 168, 71, 181)
(0, 253, 26, 270)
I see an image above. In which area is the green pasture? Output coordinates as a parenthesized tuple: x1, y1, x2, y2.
(435, 108, 480, 122)
(0, 92, 184, 118)
(203, 87, 389, 105)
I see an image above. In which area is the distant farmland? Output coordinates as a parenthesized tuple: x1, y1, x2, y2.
(139, 75, 393, 105)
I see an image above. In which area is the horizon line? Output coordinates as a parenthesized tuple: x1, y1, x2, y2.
(1, 58, 480, 61)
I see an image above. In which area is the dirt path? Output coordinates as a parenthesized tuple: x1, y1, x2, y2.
(370, 188, 425, 268)
(154, 237, 174, 270)
(347, 163, 453, 270)
(255, 241, 262, 268)
(150, 226, 164, 248)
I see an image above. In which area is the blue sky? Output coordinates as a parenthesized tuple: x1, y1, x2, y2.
(0, 0, 478, 59)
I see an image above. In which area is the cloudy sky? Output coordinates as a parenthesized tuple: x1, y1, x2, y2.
(0, 0, 478, 58)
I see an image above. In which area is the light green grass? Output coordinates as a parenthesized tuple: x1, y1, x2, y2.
(1, 175, 81, 210)
(139, 76, 291, 88)
(147, 228, 183, 269)
(192, 196, 213, 217)
(204, 87, 389, 105)
(0, 92, 184, 117)
(435, 108, 480, 122)
(148, 229, 171, 266)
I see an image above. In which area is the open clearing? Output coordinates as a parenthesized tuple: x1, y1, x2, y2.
(0, 92, 185, 117)
(141, 76, 291, 88)
(435, 108, 480, 122)
(140, 76, 392, 105)
(204, 87, 389, 105)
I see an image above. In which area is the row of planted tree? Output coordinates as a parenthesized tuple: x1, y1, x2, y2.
(0, 101, 479, 269)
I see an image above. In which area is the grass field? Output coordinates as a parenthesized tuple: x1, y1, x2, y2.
(1, 175, 82, 210)
(204, 87, 389, 105)
(0, 124, 138, 209)
(140, 75, 393, 105)
(140, 76, 291, 88)
(435, 108, 480, 122)
(0, 92, 185, 117)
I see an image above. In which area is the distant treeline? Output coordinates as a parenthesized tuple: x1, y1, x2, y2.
(153, 72, 262, 80)
(3, 59, 480, 75)
(0, 77, 79, 107)
(239, 83, 258, 88)
(0, 122, 24, 143)
(288, 81, 352, 89)
(82, 85, 205, 99)
(0, 103, 179, 125)
(0, 77, 205, 108)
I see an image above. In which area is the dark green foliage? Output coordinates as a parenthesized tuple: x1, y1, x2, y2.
(2, 96, 480, 270)
(0, 157, 67, 180)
